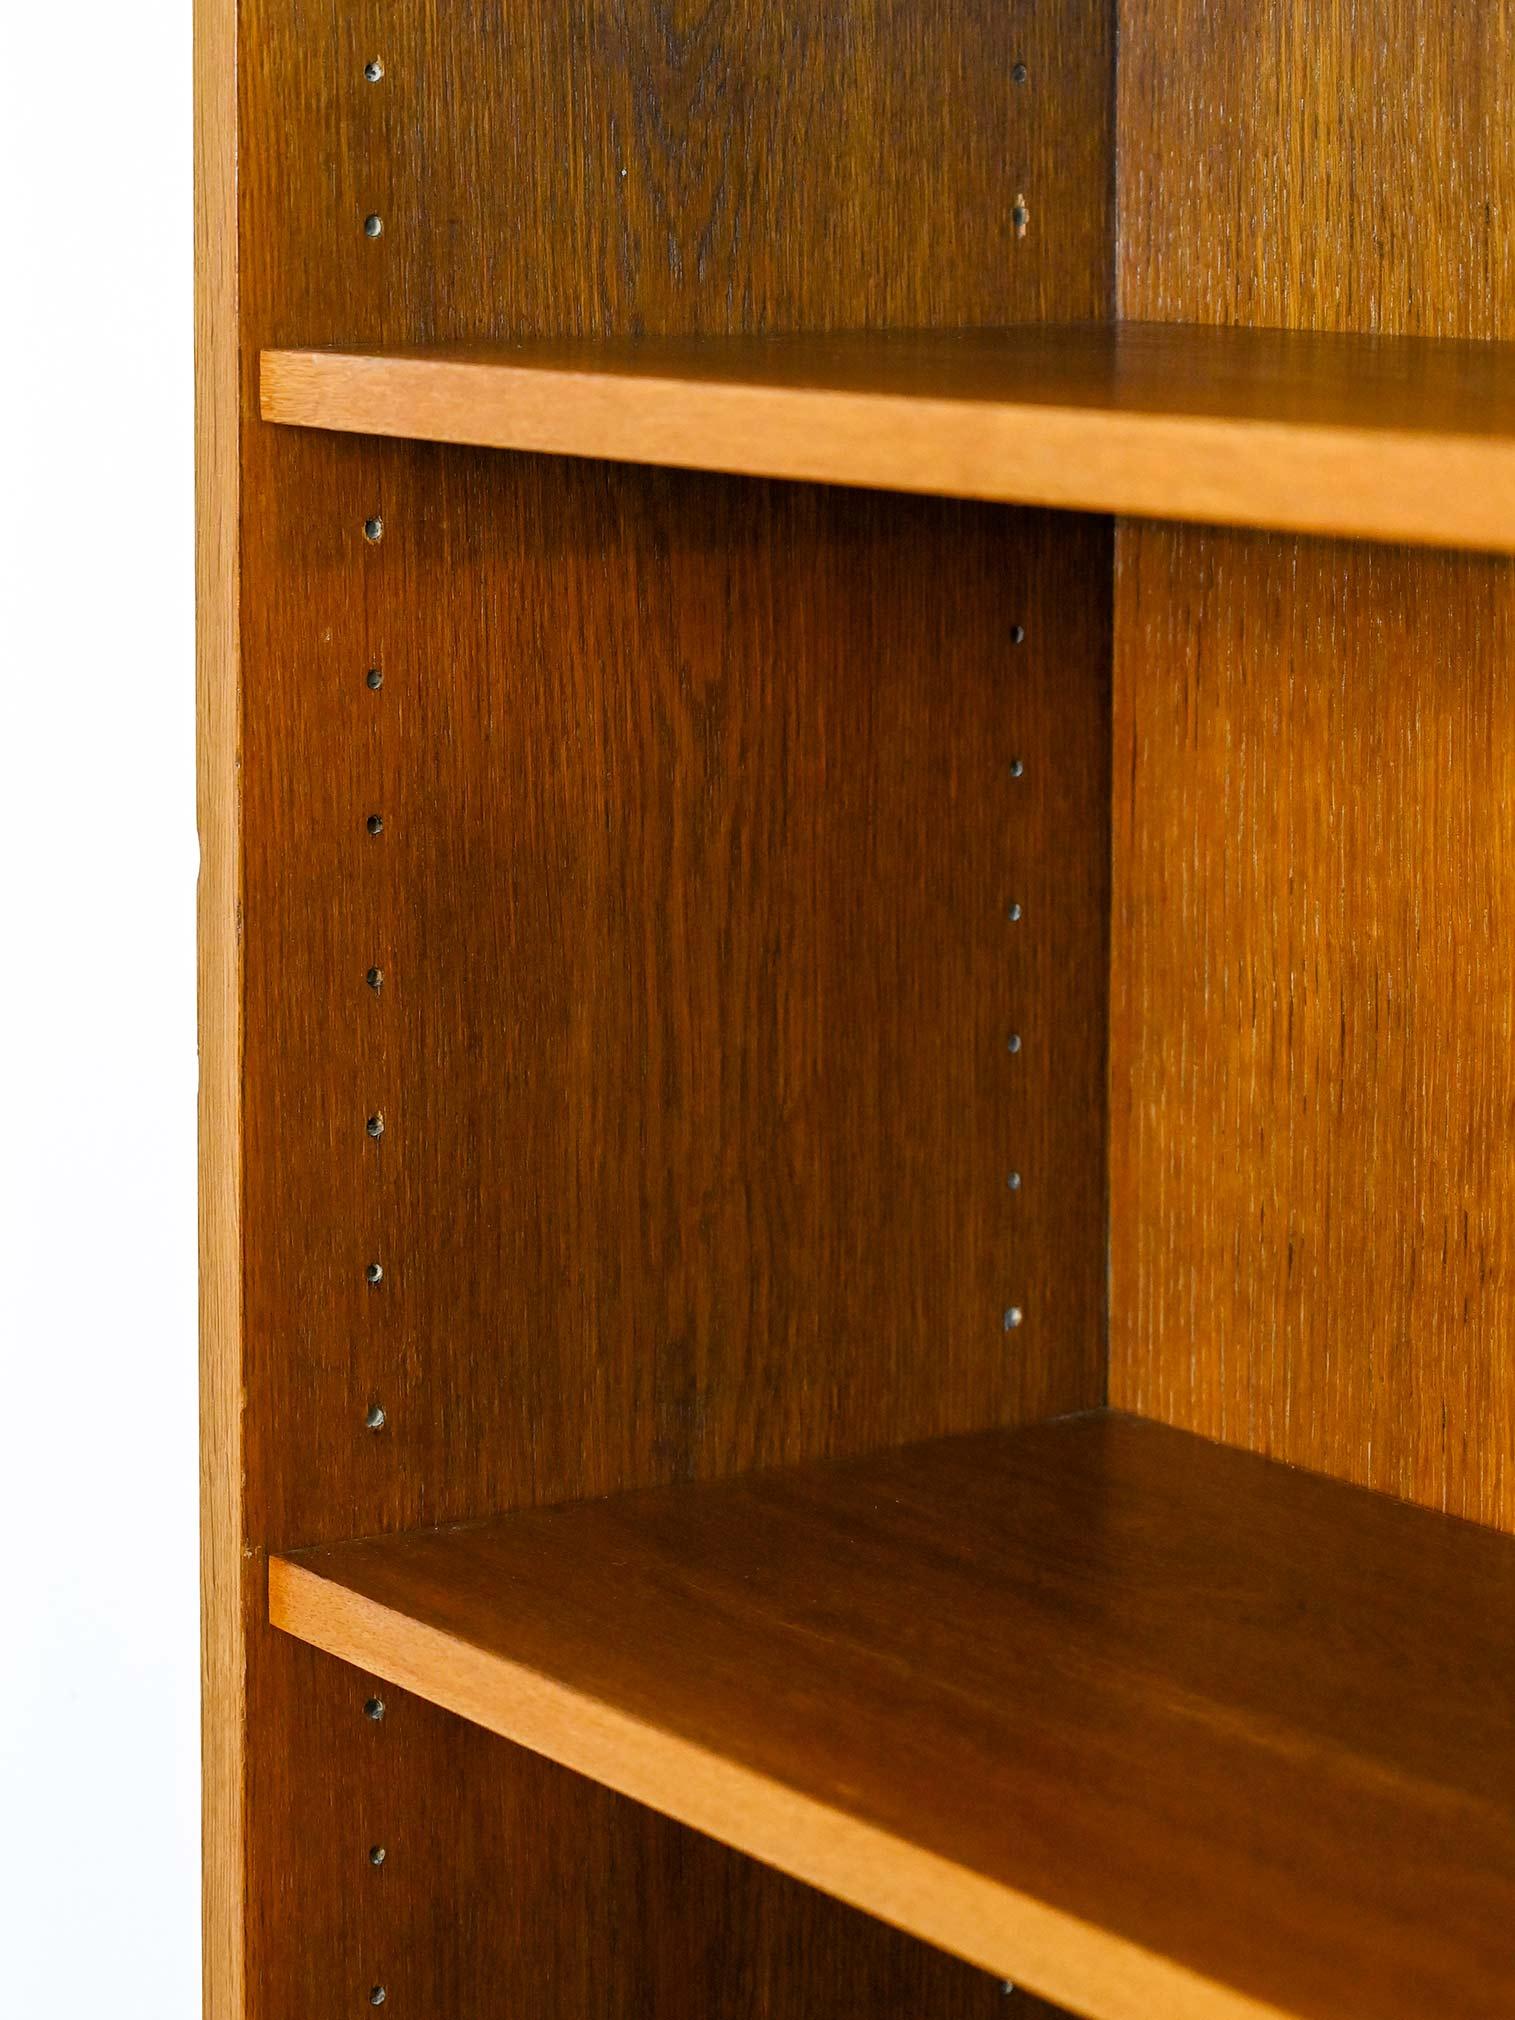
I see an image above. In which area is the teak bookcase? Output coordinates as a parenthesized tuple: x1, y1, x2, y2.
(196, 8, 1515, 2020)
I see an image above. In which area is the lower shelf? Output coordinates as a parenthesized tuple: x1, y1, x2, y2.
(270, 1411, 1515, 2020)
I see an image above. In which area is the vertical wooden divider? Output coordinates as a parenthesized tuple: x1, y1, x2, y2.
(1110, 0, 1515, 1530)
(195, 0, 243, 1998)
(201, 2, 1117, 2015)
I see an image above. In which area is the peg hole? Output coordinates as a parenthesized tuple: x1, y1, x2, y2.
(1011, 62, 1028, 84)
(369, 1845, 387, 1866)
(366, 815, 384, 836)
(366, 1262, 384, 1285)
(363, 1697, 385, 1722)
(364, 516, 384, 544)
(364, 58, 384, 82)
(1008, 1171, 1022, 1191)
(1003, 1307, 1024, 1331)
(366, 967, 384, 992)
(1010, 624, 1026, 645)
(1012, 196, 1031, 239)
(363, 214, 384, 239)
(364, 1404, 386, 1432)
(366, 1113, 385, 1140)
(1008, 903, 1023, 922)
(370, 1989, 387, 2007)
(1009, 759, 1024, 778)
(366, 667, 383, 690)
(1007, 1033, 1022, 1054)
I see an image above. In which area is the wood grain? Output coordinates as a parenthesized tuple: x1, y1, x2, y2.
(209, 1, 1115, 2014)
(272, 1411, 1515, 2020)
(1111, 527, 1515, 1527)
(1110, 0, 1515, 1527)
(262, 325, 1515, 553)
(1117, 0, 1515, 342)
(242, 448, 1110, 1546)
(242, 0, 1113, 354)
(195, 0, 244, 2016)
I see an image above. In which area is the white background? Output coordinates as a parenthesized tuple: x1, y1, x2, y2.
(1, 6, 200, 2012)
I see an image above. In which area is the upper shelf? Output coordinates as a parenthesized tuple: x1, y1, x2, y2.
(260, 323, 1515, 552)
(270, 1410, 1515, 2020)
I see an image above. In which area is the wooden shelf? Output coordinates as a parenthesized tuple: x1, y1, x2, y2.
(260, 323, 1515, 552)
(269, 1411, 1515, 2020)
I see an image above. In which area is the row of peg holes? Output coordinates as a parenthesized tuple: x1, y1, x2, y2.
(358, 68, 392, 2005)
(364, 1697, 387, 2003)
(364, 482, 388, 1388)
(362, 512, 390, 1996)
(1005, 623, 1028, 1336)
(364, 500, 387, 1396)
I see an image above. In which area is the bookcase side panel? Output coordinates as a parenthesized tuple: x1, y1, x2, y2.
(196, 0, 246, 2010)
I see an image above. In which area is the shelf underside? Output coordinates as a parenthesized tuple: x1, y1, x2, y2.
(260, 322, 1515, 552)
(270, 1410, 1515, 2020)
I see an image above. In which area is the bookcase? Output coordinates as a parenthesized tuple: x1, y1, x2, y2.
(196, 6, 1515, 2018)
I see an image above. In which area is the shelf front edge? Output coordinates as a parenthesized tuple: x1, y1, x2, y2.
(261, 347, 1515, 553)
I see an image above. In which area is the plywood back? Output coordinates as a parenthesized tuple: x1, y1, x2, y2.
(1110, 0, 1515, 1530)
(203, 1, 1115, 2013)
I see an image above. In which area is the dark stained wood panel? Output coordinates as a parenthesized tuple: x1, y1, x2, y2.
(260, 324, 1515, 552)
(242, 448, 1111, 1548)
(212, 4, 1117, 2016)
(1110, 526, 1515, 1530)
(272, 1412, 1515, 2020)
(1110, 0, 1515, 1530)
(1116, 0, 1515, 343)
(242, 0, 1113, 357)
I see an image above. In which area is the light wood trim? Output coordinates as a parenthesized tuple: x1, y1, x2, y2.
(195, 0, 243, 2011)
(260, 328, 1515, 553)
(269, 1553, 1275, 2020)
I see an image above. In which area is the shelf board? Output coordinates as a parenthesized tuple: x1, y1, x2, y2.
(270, 1411, 1515, 2020)
(260, 323, 1515, 551)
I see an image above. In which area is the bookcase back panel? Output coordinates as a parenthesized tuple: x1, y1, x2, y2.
(212, 2, 1117, 2014)
(1111, 0, 1515, 1530)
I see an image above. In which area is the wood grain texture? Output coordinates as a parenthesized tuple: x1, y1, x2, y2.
(261, 325, 1515, 552)
(1110, 1, 1515, 1526)
(272, 1412, 1515, 2020)
(210, 1, 1115, 2014)
(195, 0, 245, 2017)
(1116, 0, 1515, 342)
(242, 448, 1111, 1546)
(1111, 527, 1515, 1527)
(243, 0, 1113, 354)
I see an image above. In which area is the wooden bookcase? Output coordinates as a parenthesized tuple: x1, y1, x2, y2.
(196, 7, 1515, 2019)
